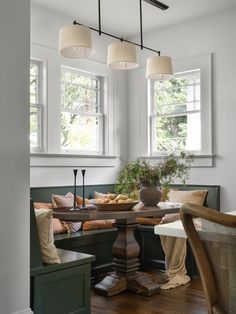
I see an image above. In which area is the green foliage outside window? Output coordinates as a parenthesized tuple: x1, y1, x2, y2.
(153, 70, 200, 153)
(61, 70, 101, 152)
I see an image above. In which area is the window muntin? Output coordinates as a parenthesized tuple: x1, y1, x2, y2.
(61, 67, 103, 154)
(30, 60, 43, 150)
(150, 69, 201, 154)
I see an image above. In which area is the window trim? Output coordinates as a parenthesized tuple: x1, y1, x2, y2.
(148, 53, 212, 157)
(60, 66, 105, 155)
(30, 59, 46, 153)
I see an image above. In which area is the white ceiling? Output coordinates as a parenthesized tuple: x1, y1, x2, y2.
(31, 0, 236, 37)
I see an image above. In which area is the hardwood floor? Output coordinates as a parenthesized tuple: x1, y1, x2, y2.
(91, 272, 208, 314)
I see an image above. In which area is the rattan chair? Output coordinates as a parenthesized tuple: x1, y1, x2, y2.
(180, 203, 236, 314)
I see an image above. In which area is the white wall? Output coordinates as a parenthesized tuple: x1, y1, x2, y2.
(30, 5, 128, 187)
(31, 5, 236, 211)
(128, 9, 236, 211)
(0, 1, 31, 314)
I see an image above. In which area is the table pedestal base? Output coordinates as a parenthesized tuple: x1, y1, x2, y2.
(94, 219, 160, 297)
(94, 272, 160, 297)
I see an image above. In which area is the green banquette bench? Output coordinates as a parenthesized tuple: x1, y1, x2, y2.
(30, 199, 95, 314)
(31, 184, 220, 279)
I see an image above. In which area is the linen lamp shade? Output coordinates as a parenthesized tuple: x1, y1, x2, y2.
(107, 42, 138, 70)
(59, 25, 93, 58)
(146, 55, 173, 80)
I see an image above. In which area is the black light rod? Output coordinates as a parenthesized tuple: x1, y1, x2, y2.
(73, 20, 160, 54)
(143, 0, 169, 10)
(139, 0, 143, 50)
(98, 0, 101, 35)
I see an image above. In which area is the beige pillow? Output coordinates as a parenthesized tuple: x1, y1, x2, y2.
(168, 189, 208, 205)
(52, 192, 74, 208)
(162, 189, 208, 224)
(34, 208, 60, 264)
(51, 193, 83, 233)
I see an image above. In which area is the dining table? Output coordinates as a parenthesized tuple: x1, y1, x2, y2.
(53, 201, 180, 297)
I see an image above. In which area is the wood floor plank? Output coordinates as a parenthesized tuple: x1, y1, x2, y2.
(92, 272, 208, 314)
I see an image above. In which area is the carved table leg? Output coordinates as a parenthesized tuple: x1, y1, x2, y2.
(94, 218, 160, 297)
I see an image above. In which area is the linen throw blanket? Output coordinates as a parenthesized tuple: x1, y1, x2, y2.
(160, 235, 190, 289)
(159, 189, 207, 289)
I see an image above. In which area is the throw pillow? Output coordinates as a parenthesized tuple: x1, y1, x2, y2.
(34, 208, 60, 264)
(52, 193, 82, 233)
(76, 195, 91, 206)
(34, 202, 67, 234)
(82, 219, 115, 231)
(52, 192, 74, 208)
(168, 189, 208, 205)
(161, 189, 208, 224)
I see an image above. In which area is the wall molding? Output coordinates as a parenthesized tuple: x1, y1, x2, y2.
(30, 154, 118, 168)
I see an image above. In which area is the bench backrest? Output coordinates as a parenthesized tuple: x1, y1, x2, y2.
(31, 184, 220, 210)
(170, 184, 220, 210)
(31, 184, 115, 203)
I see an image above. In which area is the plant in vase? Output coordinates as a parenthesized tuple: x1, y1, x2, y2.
(115, 152, 193, 206)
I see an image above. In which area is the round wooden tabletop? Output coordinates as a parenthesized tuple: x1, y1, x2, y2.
(53, 201, 181, 222)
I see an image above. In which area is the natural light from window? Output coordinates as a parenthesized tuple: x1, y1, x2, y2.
(150, 69, 201, 154)
(30, 60, 42, 150)
(61, 67, 103, 154)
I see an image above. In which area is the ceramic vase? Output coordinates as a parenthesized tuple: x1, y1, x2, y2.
(139, 181, 162, 206)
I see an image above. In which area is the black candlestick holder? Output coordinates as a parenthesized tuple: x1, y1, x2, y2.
(80, 169, 87, 210)
(73, 169, 78, 210)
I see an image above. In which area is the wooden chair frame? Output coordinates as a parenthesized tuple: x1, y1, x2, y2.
(180, 203, 236, 314)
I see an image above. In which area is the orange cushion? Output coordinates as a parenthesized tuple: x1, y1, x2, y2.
(82, 219, 115, 231)
(34, 202, 53, 209)
(136, 217, 162, 226)
(76, 195, 91, 206)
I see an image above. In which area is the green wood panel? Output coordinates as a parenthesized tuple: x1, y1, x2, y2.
(31, 184, 115, 203)
(55, 229, 117, 277)
(33, 264, 91, 314)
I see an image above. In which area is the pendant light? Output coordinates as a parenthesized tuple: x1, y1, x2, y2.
(59, 24, 93, 58)
(146, 54, 173, 80)
(107, 42, 138, 70)
(59, 0, 173, 79)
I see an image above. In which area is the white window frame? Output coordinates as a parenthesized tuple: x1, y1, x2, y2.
(30, 59, 46, 152)
(148, 53, 212, 157)
(61, 66, 104, 155)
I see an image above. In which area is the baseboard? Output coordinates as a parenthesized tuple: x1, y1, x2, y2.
(11, 308, 33, 314)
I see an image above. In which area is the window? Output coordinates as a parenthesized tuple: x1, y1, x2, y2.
(30, 60, 43, 151)
(150, 69, 201, 153)
(61, 67, 104, 154)
(149, 54, 212, 157)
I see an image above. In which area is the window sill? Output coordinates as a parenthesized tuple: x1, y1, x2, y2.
(30, 153, 118, 168)
(140, 154, 215, 168)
